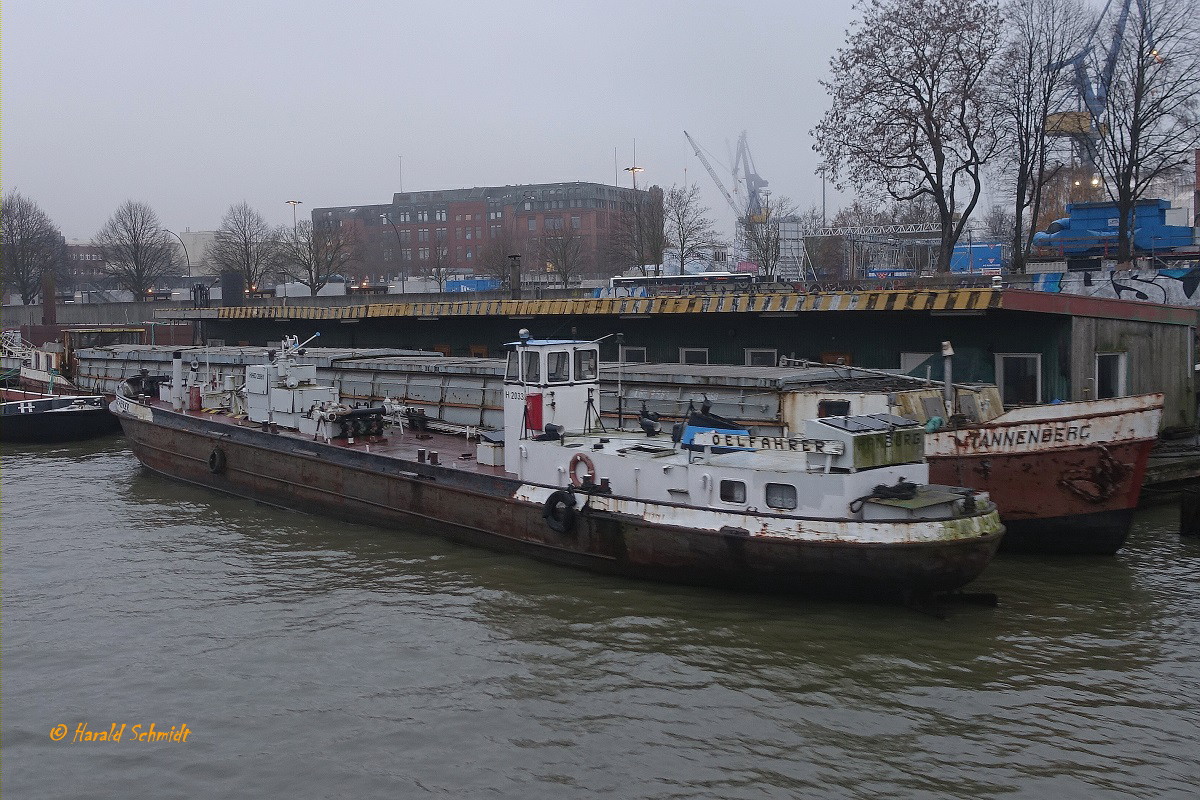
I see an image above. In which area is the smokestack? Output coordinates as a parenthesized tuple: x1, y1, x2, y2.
(41, 271, 57, 326)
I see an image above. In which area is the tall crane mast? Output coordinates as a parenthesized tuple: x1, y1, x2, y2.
(684, 131, 740, 216)
(732, 132, 769, 220)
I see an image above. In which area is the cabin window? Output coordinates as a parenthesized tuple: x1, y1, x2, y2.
(547, 351, 570, 383)
(719, 480, 746, 503)
(620, 346, 647, 363)
(680, 348, 709, 365)
(818, 399, 851, 418)
(505, 351, 520, 380)
(995, 353, 1041, 405)
(765, 483, 798, 510)
(574, 349, 598, 380)
(745, 348, 777, 367)
(523, 351, 540, 383)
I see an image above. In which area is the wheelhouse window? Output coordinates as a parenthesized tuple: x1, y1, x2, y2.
(574, 349, 598, 381)
(523, 351, 540, 383)
(505, 351, 519, 380)
(1095, 352, 1127, 399)
(765, 483, 798, 510)
(719, 480, 746, 503)
(547, 351, 570, 383)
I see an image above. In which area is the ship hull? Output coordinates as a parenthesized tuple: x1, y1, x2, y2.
(116, 406, 1002, 600)
(1, 390, 121, 443)
(925, 395, 1161, 555)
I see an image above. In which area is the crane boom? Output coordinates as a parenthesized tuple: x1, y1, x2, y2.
(684, 131, 740, 215)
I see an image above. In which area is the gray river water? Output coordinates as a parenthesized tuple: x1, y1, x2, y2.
(3, 436, 1199, 799)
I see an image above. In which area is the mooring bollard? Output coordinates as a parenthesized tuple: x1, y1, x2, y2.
(1180, 487, 1200, 536)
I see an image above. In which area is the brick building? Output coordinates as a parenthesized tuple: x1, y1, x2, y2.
(313, 181, 654, 284)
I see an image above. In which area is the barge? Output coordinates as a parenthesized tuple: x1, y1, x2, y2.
(111, 334, 1005, 600)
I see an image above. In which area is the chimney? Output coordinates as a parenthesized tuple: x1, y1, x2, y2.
(41, 271, 57, 327)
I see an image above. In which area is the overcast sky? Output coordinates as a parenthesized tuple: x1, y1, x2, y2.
(2, 0, 859, 241)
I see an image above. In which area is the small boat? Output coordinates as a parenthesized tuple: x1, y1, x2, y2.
(111, 334, 1005, 600)
(1, 388, 121, 443)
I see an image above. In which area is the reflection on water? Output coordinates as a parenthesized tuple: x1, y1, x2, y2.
(4, 439, 1199, 799)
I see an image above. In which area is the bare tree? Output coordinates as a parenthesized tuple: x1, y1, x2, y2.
(209, 202, 279, 290)
(814, 0, 1003, 272)
(539, 221, 588, 287)
(664, 184, 725, 273)
(275, 220, 361, 296)
(993, 0, 1085, 271)
(1091, 0, 1200, 262)
(93, 200, 177, 300)
(428, 232, 452, 292)
(979, 204, 1017, 243)
(741, 194, 798, 280)
(608, 188, 664, 276)
(2, 190, 65, 305)
(479, 224, 518, 287)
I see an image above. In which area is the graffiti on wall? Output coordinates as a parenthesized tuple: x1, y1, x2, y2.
(1027, 265, 1200, 306)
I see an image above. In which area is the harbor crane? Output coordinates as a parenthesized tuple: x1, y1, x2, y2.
(684, 130, 740, 216)
(1046, 0, 1154, 170)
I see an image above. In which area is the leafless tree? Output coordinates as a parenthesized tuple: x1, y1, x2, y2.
(209, 202, 279, 290)
(479, 224, 518, 287)
(1091, 0, 1200, 262)
(428, 231, 452, 292)
(93, 200, 177, 300)
(979, 204, 1018, 243)
(275, 220, 362, 296)
(814, 0, 1003, 272)
(539, 222, 588, 287)
(2, 190, 65, 305)
(993, 0, 1085, 271)
(664, 184, 725, 273)
(741, 194, 798, 280)
(608, 187, 665, 276)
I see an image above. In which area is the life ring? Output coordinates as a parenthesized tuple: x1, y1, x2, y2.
(568, 452, 596, 488)
(542, 490, 577, 533)
(208, 446, 227, 474)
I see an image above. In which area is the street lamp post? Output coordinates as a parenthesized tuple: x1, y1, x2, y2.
(286, 200, 302, 236)
(163, 228, 191, 277)
(381, 213, 407, 294)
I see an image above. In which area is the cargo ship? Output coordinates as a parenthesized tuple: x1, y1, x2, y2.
(111, 333, 1005, 600)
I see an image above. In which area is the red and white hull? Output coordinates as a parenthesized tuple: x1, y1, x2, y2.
(924, 394, 1163, 554)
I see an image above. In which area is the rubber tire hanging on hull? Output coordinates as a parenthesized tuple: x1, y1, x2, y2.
(542, 490, 577, 533)
(208, 446, 227, 474)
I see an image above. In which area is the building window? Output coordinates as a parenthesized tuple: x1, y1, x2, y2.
(466, 249, 473, 260)
(456, 227, 463, 239)
(995, 353, 1041, 405)
(456, 246, 464, 259)
(401, 249, 411, 262)
(680, 348, 709, 365)
(398, 211, 410, 223)
(571, 215, 581, 229)
(475, 227, 481, 238)
(455, 215, 462, 222)
(1095, 352, 1127, 399)
(417, 210, 429, 222)
(435, 210, 447, 222)
(745, 348, 777, 367)
(419, 247, 430, 261)
(719, 480, 746, 504)
(765, 483, 798, 510)
(528, 218, 537, 232)
(418, 229, 430, 242)
(490, 225, 501, 238)
(383, 248, 392, 262)
(620, 346, 647, 363)
(465, 229, 472, 240)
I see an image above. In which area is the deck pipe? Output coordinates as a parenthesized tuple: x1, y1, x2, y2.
(171, 351, 183, 411)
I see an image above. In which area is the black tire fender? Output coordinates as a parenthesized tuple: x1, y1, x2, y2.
(542, 489, 577, 533)
(208, 446, 227, 474)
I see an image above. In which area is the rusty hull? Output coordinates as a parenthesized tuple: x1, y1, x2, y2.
(925, 396, 1161, 554)
(116, 407, 1001, 600)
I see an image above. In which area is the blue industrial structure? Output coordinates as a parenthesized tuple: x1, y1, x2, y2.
(1032, 200, 1195, 256)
